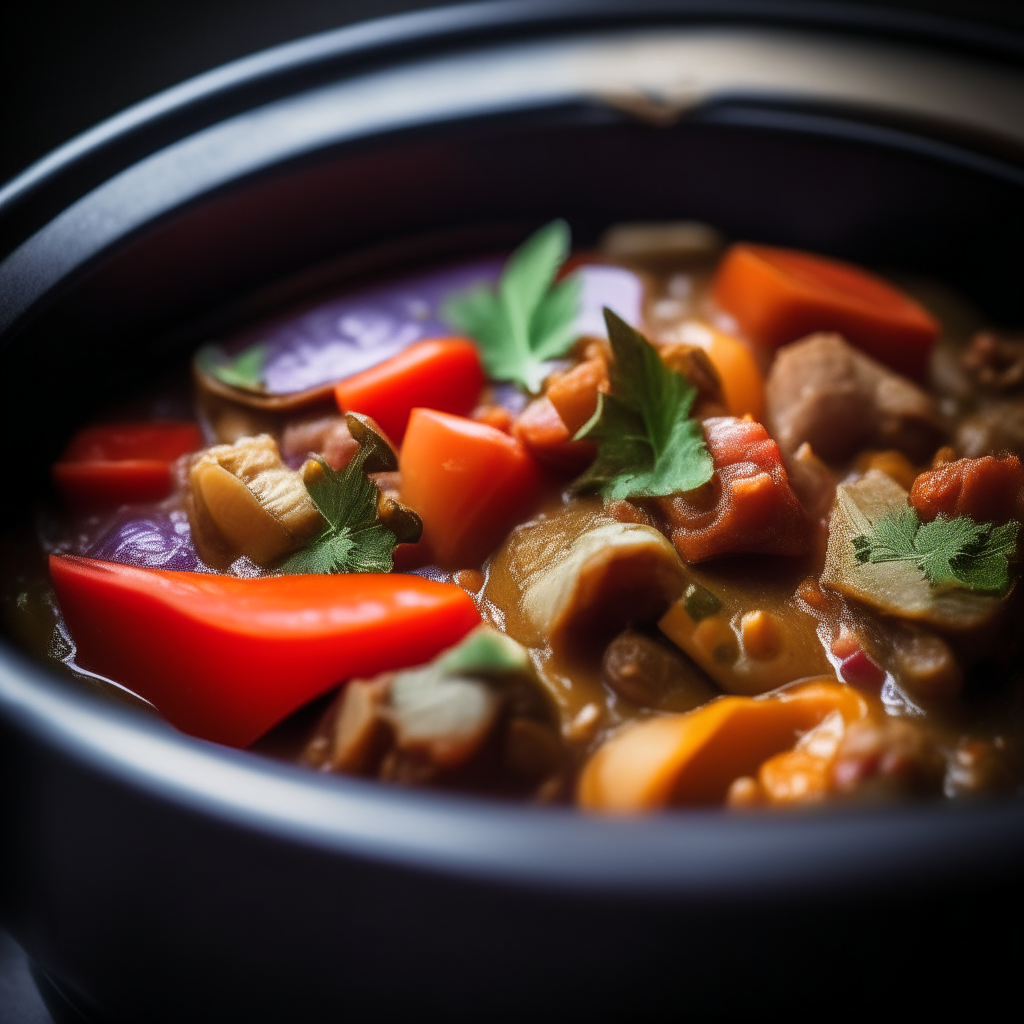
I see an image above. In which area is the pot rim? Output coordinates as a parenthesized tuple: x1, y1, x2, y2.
(3, 0, 1024, 900)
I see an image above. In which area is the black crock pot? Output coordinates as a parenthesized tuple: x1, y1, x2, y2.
(2, 3, 1024, 1020)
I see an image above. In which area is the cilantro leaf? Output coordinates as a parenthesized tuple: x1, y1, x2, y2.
(572, 308, 714, 501)
(442, 220, 581, 392)
(196, 343, 267, 392)
(278, 451, 397, 575)
(853, 507, 1019, 596)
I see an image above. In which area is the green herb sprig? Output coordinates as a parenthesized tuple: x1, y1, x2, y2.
(442, 220, 581, 392)
(196, 343, 267, 392)
(573, 309, 714, 501)
(853, 508, 1019, 596)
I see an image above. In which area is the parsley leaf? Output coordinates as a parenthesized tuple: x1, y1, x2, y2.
(278, 450, 397, 575)
(442, 220, 581, 392)
(196, 343, 267, 392)
(572, 308, 714, 501)
(853, 507, 1019, 596)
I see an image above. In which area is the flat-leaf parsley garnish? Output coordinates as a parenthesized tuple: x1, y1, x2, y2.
(853, 507, 1019, 596)
(442, 219, 581, 393)
(278, 410, 430, 576)
(573, 308, 714, 501)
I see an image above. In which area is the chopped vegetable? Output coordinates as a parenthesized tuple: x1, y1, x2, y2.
(574, 309, 713, 500)
(852, 507, 1019, 597)
(521, 521, 686, 651)
(712, 243, 939, 378)
(49, 554, 482, 747)
(188, 434, 324, 568)
(399, 408, 540, 568)
(442, 220, 581, 392)
(333, 337, 484, 444)
(659, 578, 831, 696)
(52, 422, 203, 510)
(822, 471, 1010, 629)
(655, 416, 809, 563)
(512, 396, 597, 472)
(303, 626, 559, 784)
(196, 343, 267, 392)
(668, 321, 764, 419)
(910, 454, 1024, 525)
(545, 355, 610, 435)
(578, 680, 869, 812)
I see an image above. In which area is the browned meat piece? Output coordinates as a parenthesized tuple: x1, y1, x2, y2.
(601, 629, 716, 710)
(955, 400, 1024, 459)
(831, 718, 945, 799)
(765, 333, 944, 464)
(280, 414, 359, 471)
(961, 330, 1024, 394)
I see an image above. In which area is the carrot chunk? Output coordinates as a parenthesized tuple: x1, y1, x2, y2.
(334, 338, 484, 445)
(910, 454, 1024, 524)
(545, 357, 609, 435)
(656, 416, 808, 562)
(712, 244, 938, 379)
(400, 409, 540, 568)
(52, 422, 204, 510)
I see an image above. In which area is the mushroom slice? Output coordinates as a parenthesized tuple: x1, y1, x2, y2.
(522, 521, 687, 652)
(189, 434, 324, 568)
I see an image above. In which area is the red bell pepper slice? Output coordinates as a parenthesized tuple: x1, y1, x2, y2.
(334, 337, 484, 444)
(52, 422, 204, 511)
(50, 555, 481, 747)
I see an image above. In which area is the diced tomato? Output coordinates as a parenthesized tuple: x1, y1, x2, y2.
(712, 244, 938, 379)
(334, 338, 484, 445)
(512, 397, 597, 473)
(52, 422, 204, 511)
(49, 555, 481, 747)
(400, 409, 540, 568)
(656, 416, 808, 562)
(910, 454, 1024, 524)
(839, 649, 886, 689)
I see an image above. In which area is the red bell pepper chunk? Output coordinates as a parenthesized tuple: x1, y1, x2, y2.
(49, 555, 481, 747)
(334, 337, 484, 444)
(399, 408, 540, 568)
(52, 421, 204, 511)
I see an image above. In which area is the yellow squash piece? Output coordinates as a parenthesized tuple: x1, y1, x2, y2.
(577, 680, 868, 812)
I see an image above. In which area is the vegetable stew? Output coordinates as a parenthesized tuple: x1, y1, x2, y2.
(4, 219, 1023, 812)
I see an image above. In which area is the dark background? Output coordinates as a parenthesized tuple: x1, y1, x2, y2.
(2, 0, 1024, 190)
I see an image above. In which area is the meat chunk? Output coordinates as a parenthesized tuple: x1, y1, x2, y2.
(280, 414, 359, 471)
(831, 718, 945, 799)
(601, 629, 716, 710)
(765, 333, 944, 463)
(656, 416, 808, 562)
(961, 330, 1024, 395)
(955, 400, 1024, 459)
(910, 454, 1024, 524)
